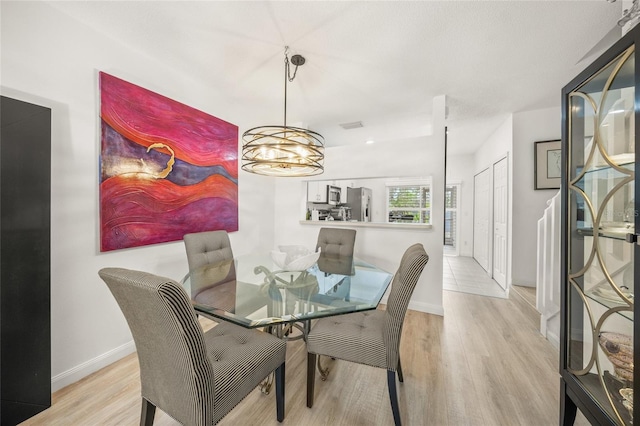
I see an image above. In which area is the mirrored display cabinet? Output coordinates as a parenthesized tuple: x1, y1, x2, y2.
(561, 24, 639, 425)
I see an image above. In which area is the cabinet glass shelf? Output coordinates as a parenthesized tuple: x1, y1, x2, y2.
(584, 283, 634, 321)
(574, 160, 634, 179)
(577, 227, 634, 241)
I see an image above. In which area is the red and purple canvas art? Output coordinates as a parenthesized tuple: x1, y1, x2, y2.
(99, 72, 238, 252)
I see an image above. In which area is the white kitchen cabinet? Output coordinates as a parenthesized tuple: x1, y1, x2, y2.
(307, 181, 328, 203)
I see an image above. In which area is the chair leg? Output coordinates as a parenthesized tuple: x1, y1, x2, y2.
(397, 357, 404, 383)
(307, 352, 316, 408)
(141, 398, 156, 426)
(275, 362, 286, 422)
(387, 370, 402, 426)
(317, 355, 331, 380)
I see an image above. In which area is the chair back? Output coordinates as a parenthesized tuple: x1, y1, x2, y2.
(316, 227, 356, 257)
(184, 231, 236, 298)
(184, 230, 234, 271)
(98, 268, 215, 425)
(383, 243, 429, 370)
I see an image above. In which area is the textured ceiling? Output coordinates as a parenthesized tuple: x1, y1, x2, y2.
(46, 0, 623, 155)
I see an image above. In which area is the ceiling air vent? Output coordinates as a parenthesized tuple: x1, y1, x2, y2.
(339, 121, 363, 130)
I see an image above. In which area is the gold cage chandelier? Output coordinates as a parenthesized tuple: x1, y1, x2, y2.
(241, 47, 325, 177)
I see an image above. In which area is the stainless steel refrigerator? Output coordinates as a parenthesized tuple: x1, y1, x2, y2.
(346, 187, 372, 222)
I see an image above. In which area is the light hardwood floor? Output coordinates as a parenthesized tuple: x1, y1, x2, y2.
(21, 290, 589, 425)
(512, 285, 537, 309)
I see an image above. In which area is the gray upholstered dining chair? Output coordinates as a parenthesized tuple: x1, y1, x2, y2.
(184, 230, 236, 313)
(305, 243, 428, 426)
(315, 227, 356, 257)
(98, 267, 286, 425)
(184, 230, 234, 272)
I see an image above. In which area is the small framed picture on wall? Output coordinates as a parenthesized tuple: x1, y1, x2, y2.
(534, 139, 561, 190)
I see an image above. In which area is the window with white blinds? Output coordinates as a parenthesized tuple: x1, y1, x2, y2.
(445, 184, 458, 246)
(386, 178, 431, 224)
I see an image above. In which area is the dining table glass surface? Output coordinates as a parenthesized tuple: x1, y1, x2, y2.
(181, 252, 393, 328)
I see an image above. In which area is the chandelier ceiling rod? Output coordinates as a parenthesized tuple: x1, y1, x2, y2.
(283, 46, 305, 128)
(284, 48, 288, 128)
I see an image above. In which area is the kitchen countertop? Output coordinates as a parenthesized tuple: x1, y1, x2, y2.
(299, 220, 432, 230)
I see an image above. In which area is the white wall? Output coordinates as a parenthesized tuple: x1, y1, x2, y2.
(273, 96, 447, 316)
(474, 116, 513, 174)
(512, 107, 561, 287)
(1, 1, 276, 390)
(446, 154, 474, 256)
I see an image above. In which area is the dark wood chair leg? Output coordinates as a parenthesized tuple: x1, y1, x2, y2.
(387, 370, 402, 426)
(307, 352, 317, 408)
(275, 362, 286, 422)
(141, 398, 156, 426)
(397, 357, 404, 383)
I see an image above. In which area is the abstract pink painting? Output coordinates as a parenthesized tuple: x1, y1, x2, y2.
(99, 72, 238, 252)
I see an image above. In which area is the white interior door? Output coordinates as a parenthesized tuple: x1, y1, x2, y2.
(473, 169, 491, 273)
(492, 157, 508, 290)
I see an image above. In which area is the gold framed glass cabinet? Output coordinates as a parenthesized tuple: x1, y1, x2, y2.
(561, 24, 639, 425)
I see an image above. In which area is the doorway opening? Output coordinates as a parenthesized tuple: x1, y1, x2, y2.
(443, 157, 508, 299)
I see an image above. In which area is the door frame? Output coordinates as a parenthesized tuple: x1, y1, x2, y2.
(492, 156, 509, 290)
(473, 168, 491, 273)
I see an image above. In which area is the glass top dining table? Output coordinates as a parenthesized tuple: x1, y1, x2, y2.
(181, 252, 394, 329)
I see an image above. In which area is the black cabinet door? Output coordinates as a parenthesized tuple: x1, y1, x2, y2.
(1, 96, 52, 425)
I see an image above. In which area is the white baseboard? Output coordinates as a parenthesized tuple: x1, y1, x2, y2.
(513, 283, 536, 288)
(378, 295, 444, 316)
(51, 341, 136, 392)
(408, 300, 444, 316)
(546, 331, 560, 351)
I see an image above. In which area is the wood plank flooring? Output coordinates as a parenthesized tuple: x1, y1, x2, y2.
(512, 285, 537, 309)
(21, 290, 590, 425)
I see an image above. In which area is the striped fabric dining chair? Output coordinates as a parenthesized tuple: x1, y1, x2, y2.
(98, 267, 286, 425)
(305, 243, 429, 426)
